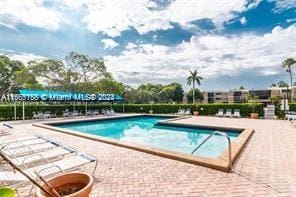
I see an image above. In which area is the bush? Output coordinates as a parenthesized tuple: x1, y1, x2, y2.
(288, 103, 296, 111)
(275, 103, 296, 119)
(0, 103, 264, 120)
(195, 103, 263, 117)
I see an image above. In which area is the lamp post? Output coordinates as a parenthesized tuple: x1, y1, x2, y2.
(122, 91, 126, 113)
(22, 101, 25, 122)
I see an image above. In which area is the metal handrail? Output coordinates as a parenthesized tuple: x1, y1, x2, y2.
(191, 130, 232, 170)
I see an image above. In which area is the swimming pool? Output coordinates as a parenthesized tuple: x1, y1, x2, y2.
(56, 116, 240, 158)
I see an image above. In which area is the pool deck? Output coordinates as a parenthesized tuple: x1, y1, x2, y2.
(2, 115, 296, 196)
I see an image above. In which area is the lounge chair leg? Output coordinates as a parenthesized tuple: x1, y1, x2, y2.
(93, 160, 98, 174)
(28, 183, 35, 196)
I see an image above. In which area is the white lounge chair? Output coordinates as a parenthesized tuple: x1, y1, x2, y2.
(62, 110, 70, 117)
(86, 110, 93, 116)
(32, 112, 38, 119)
(72, 110, 79, 117)
(0, 135, 41, 145)
(0, 124, 13, 136)
(177, 109, 185, 115)
(101, 109, 106, 115)
(233, 109, 241, 118)
(1, 135, 53, 150)
(185, 108, 191, 115)
(224, 109, 232, 117)
(43, 111, 51, 119)
(285, 111, 296, 121)
(38, 111, 44, 119)
(0, 153, 97, 184)
(2, 140, 62, 158)
(106, 109, 115, 116)
(105, 109, 110, 116)
(10, 146, 76, 167)
(92, 110, 99, 115)
(215, 109, 224, 117)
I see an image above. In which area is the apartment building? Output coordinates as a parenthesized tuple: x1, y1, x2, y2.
(203, 87, 296, 103)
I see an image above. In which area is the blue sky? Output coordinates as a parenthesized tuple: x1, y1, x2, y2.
(0, 0, 295, 90)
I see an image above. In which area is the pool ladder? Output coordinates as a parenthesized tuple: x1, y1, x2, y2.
(191, 131, 232, 171)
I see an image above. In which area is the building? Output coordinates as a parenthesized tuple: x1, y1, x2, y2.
(203, 87, 296, 104)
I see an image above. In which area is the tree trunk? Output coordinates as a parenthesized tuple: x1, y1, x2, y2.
(192, 82, 195, 103)
(290, 71, 293, 102)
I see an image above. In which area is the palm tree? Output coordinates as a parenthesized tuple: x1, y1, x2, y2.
(186, 70, 203, 103)
(282, 58, 296, 101)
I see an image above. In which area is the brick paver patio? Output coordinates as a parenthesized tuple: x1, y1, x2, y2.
(2, 116, 296, 196)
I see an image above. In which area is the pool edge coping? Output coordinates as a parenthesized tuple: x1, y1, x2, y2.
(33, 115, 254, 172)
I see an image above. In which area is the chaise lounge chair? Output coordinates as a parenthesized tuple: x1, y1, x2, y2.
(93, 110, 100, 116)
(177, 109, 185, 115)
(0, 153, 97, 184)
(7, 146, 76, 167)
(72, 110, 80, 117)
(233, 109, 241, 118)
(0, 135, 43, 145)
(285, 111, 296, 121)
(0, 124, 13, 136)
(224, 109, 232, 118)
(106, 109, 115, 116)
(215, 109, 224, 117)
(1, 139, 62, 158)
(62, 110, 70, 117)
(1, 135, 56, 150)
(86, 110, 93, 116)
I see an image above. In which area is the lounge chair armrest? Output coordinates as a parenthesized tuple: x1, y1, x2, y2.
(79, 153, 98, 174)
(63, 146, 77, 154)
(36, 165, 63, 177)
(42, 137, 62, 147)
(79, 153, 97, 162)
(10, 146, 33, 158)
(22, 154, 46, 166)
(3, 124, 13, 129)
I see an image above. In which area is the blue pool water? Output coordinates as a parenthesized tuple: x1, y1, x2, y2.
(57, 116, 239, 158)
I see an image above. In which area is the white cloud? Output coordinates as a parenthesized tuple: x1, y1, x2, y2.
(240, 17, 247, 25)
(104, 25, 296, 86)
(62, 0, 256, 37)
(286, 18, 296, 23)
(80, 0, 171, 37)
(167, 0, 248, 30)
(268, 0, 296, 12)
(0, 49, 46, 65)
(101, 39, 119, 49)
(0, 0, 62, 30)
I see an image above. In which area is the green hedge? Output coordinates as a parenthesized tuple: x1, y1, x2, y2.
(288, 103, 296, 111)
(195, 103, 263, 117)
(0, 103, 264, 120)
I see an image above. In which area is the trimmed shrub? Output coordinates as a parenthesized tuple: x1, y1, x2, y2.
(195, 103, 264, 117)
(0, 103, 264, 120)
(288, 103, 296, 111)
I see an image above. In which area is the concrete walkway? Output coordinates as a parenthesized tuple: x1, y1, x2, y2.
(2, 116, 296, 196)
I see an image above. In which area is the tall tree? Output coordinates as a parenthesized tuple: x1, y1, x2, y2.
(138, 83, 163, 103)
(96, 77, 125, 94)
(282, 58, 296, 101)
(28, 59, 76, 91)
(186, 88, 204, 103)
(29, 52, 110, 92)
(0, 55, 24, 95)
(159, 83, 184, 103)
(277, 80, 289, 87)
(186, 70, 203, 103)
(270, 83, 277, 87)
(65, 52, 109, 83)
(14, 67, 43, 90)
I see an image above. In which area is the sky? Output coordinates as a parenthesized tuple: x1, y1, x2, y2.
(0, 0, 295, 91)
